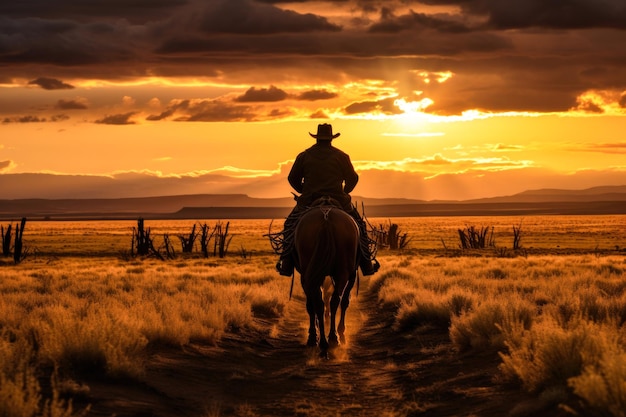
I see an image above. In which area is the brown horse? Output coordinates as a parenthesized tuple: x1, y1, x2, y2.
(294, 198, 359, 357)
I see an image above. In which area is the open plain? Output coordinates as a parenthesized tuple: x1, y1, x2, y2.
(0, 215, 625, 417)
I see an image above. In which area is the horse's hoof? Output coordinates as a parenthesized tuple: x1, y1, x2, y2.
(328, 337, 339, 348)
(307, 336, 318, 347)
(319, 350, 330, 360)
(339, 334, 346, 345)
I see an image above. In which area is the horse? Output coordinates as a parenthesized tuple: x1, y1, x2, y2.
(294, 197, 359, 358)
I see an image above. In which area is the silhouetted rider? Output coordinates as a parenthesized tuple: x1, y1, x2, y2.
(276, 123, 380, 276)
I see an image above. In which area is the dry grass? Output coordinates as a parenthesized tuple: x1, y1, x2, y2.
(1, 215, 625, 415)
(0, 254, 289, 415)
(371, 253, 626, 416)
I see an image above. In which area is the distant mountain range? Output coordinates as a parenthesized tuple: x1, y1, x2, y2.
(0, 185, 625, 220)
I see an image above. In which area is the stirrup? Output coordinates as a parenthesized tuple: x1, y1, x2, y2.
(276, 260, 294, 277)
(360, 259, 380, 276)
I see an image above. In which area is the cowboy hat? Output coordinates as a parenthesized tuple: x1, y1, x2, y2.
(309, 123, 340, 140)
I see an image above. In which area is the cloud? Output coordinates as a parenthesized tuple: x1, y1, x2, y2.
(581, 142, 626, 154)
(148, 93, 284, 122)
(2, 114, 68, 123)
(0, 160, 14, 171)
(0, 0, 625, 117)
(488, 0, 626, 29)
(146, 108, 177, 121)
(235, 85, 288, 102)
(0, 16, 144, 68)
(343, 97, 403, 115)
(51, 114, 70, 122)
(309, 110, 330, 119)
(0, 0, 187, 23)
(94, 112, 136, 125)
(1, 165, 624, 201)
(28, 77, 74, 90)
(418, 0, 626, 29)
(492, 143, 524, 152)
(296, 89, 338, 101)
(572, 95, 605, 113)
(369, 9, 471, 33)
(3, 115, 46, 123)
(353, 154, 534, 179)
(177, 100, 256, 122)
(55, 98, 88, 110)
(193, 0, 341, 34)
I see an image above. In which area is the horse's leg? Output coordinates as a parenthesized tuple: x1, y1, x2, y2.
(327, 287, 341, 347)
(314, 287, 329, 357)
(322, 276, 333, 325)
(337, 274, 356, 345)
(305, 295, 317, 347)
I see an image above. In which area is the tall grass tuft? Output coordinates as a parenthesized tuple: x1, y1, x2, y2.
(499, 319, 609, 393)
(0, 337, 41, 417)
(394, 292, 451, 331)
(450, 296, 535, 352)
(0, 333, 78, 417)
(35, 305, 148, 379)
(569, 347, 626, 417)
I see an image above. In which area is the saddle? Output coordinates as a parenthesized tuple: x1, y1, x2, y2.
(308, 195, 344, 209)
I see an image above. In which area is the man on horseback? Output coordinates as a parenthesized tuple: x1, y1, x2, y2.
(276, 123, 380, 277)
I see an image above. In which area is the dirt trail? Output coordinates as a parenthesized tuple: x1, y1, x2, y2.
(81, 279, 569, 417)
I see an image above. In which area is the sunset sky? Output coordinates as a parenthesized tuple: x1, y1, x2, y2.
(1, 0, 625, 201)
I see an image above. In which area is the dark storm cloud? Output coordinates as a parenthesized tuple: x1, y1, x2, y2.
(0, 0, 507, 74)
(1, 0, 625, 115)
(0, 160, 12, 170)
(0, 0, 188, 24)
(0, 16, 143, 67)
(369, 9, 470, 33)
(55, 98, 88, 110)
(235, 86, 288, 102)
(195, 0, 341, 34)
(296, 89, 338, 101)
(256, 0, 310, 3)
(95, 112, 136, 125)
(421, 0, 626, 29)
(28, 77, 74, 90)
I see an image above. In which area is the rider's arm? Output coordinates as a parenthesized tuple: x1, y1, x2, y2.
(342, 155, 359, 194)
(288, 153, 305, 193)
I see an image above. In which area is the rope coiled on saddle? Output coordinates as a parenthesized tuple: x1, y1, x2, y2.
(267, 203, 378, 262)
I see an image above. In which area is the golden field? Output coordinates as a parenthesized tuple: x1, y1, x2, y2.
(0, 215, 625, 416)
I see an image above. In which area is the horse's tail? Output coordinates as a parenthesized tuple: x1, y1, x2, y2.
(304, 214, 336, 285)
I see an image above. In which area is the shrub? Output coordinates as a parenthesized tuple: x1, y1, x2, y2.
(499, 319, 608, 393)
(570, 348, 626, 417)
(36, 305, 148, 379)
(447, 291, 475, 316)
(0, 333, 77, 417)
(450, 297, 535, 352)
(394, 297, 451, 331)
